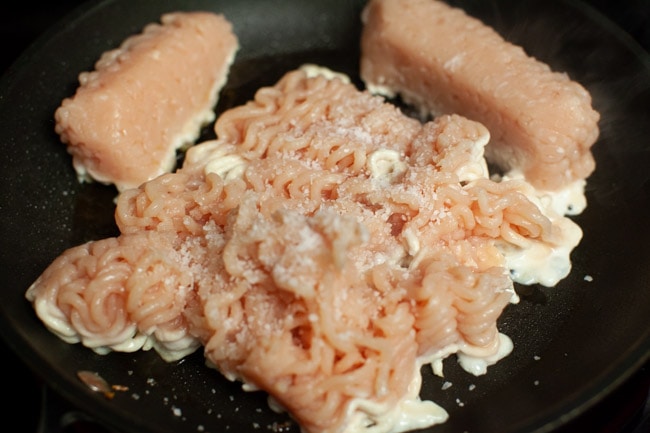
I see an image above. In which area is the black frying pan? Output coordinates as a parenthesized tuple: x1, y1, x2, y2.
(1, 1, 649, 433)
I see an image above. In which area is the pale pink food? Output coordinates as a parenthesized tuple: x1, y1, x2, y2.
(27, 67, 582, 433)
(360, 0, 600, 191)
(54, 11, 239, 192)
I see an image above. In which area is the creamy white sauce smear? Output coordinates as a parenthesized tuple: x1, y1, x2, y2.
(495, 169, 586, 287)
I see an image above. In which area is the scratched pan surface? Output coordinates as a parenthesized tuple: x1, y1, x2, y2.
(0, 0, 649, 432)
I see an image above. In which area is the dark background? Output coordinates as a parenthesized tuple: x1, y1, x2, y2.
(1, 1, 648, 433)
(1, 0, 649, 73)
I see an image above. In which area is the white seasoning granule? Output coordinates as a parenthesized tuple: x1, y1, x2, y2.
(172, 406, 182, 417)
(468, 384, 476, 391)
(441, 381, 453, 390)
(584, 274, 593, 282)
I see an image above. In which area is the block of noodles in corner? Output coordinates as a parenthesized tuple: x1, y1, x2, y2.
(359, 0, 600, 214)
(54, 11, 239, 192)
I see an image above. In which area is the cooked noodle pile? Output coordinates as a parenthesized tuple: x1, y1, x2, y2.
(27, 67, 579, 433)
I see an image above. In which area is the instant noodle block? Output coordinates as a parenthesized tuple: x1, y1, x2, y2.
(54, 11, 239, 192)
(27, 66, 584, 433)
(360, 0, 600, 192)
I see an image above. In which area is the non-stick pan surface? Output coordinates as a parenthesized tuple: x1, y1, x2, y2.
(1, 1, 649, 433)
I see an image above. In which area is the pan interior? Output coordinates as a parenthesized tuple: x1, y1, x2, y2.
(0, 1, 648, 433)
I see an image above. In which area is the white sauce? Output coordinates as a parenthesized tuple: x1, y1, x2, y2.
(497, 216, 582, 287)
(367, 149, 407, 182)
(301, 63, 352, 83)
(453, 127, 490, 183)
(456, 333, 514, 376)
(343, 363, 448, 433)
(499, 168, 588, 216)
(366, 82, 397, 99)
(185, 139, 248, 180)
(424, 333, 513, 378)
(493, 169, 585, 287)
